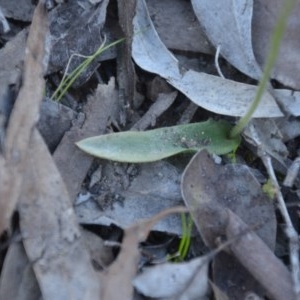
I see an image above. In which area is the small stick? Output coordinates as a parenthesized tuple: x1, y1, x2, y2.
(248, 123, 300, 296)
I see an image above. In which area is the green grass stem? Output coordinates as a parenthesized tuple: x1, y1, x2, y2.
(51, 38, 125, 102)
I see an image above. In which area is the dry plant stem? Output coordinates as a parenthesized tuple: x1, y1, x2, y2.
(261, 154, 300, 296)
(215, 45, 225, 79)
(248, 124, 300, 296)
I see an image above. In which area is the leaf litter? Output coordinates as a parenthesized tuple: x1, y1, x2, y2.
(0, 0, 300, 299)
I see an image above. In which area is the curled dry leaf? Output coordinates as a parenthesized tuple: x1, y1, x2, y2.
(132, 0, 284, 117)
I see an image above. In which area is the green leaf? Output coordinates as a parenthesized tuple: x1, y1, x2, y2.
(76, 120, 240, 163)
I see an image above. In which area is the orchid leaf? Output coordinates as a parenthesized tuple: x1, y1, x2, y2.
(76, 120, 240, 163)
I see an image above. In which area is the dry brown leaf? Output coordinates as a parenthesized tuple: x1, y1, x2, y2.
(75, 160, 184, 234)
(101, 206, 187, 300)
(132, 0, 284, 118)
(18, 129, 101, 300)
(0, 241, 41, 300)
(53, 78, 119, 201)
(146, 0, 213, 54)
(0, 0, 48, 234)
(181, 150, 276, 249)
(181, 150, 276, 298)
(191, 0, 262, 80)
(226, 210, 296, 300)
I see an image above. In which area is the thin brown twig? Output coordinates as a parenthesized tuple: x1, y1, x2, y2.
(248, 123, 300, 297)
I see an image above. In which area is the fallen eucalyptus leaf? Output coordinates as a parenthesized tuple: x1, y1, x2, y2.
(132, 0, 284, 117)
(181, 150, 276, 298)
(191, 0, 262, 80)
(75, 161, 183, 234)
(76, 120, 240, 163)
(146, 0, 214, 54)
(101, 206, 187, 300)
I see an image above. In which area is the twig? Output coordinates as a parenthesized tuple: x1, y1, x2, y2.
(248, 124, 300, 296)
(215, 45, 225, 79)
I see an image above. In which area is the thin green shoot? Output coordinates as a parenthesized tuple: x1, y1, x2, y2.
(167, 213, 193, 262)
(51, 36, 125, 102)
(229, 0, 296, 138)
(176, 213, 193, 261)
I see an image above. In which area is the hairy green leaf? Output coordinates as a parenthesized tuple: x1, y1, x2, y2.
(76, 120, 240, 163)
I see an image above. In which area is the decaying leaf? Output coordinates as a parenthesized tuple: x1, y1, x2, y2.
(181, 150, 277, 298)
(132, 0, 284, 117)
(101, 206, 187, 300)
(181, 149, 276, 248)
(0, 2, 101, 299)
(191, 0, 262, 80)
(0, 241, 41, 300)
(76, 119, 240, 163)
(0, 0, 48, 234)
(75, 160, 184, 235)
(146, 0, 213, 54)
(226, 210, 296, 300)
(19, 129, 101, 300)
(192, 0, 300, 91)
(53, 78, 119, 201)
